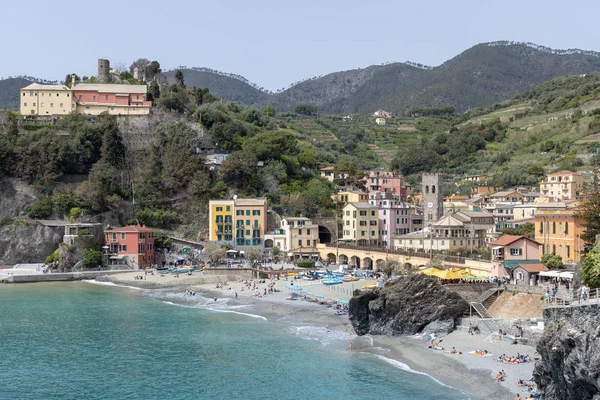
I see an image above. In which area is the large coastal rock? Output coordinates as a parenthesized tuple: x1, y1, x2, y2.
(534, 304, 600, 400)
(0, 178, 38, 217)
(0, 222, 62, 265)
(349, 274, 469, 336)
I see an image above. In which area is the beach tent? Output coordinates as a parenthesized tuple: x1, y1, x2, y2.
(431, 269, 464, 280)
(418, 267, 443, 277)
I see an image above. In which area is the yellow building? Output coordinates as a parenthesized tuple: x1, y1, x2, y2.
(342, 202, 379, 245)
(333, 190, 368, 206)
(535, 206, 585, 264)
(209, 200, 234, 243)
(540, 170, 584, 201)
(20, 83, 76, 116)
(209, 198, 268, 249)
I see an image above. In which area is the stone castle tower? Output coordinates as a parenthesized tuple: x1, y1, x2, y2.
(97, 59, 110, 83)
(422, 173, 443, 228)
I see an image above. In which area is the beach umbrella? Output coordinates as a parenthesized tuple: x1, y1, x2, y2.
(418, 267, 443, 277)
(431, 269, 464, 280)
(316, 294, 325, 299)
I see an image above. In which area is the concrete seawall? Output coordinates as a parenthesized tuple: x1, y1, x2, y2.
(0, 270, 132, 284)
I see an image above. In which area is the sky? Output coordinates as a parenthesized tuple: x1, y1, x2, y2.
(2, 0, 600, 91)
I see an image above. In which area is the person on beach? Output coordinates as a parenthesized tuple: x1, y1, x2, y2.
(515, 394, 521, 400)
(235, 292, 238, 298)
(349, 340, 353, 349)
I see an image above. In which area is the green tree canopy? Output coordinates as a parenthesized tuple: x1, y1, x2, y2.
(541, 253, 564, 270)
(582, 242, 600, 288)
(293, 104, 318, 116)
(242, 131, 298, 161)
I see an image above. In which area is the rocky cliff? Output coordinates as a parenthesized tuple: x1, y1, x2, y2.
(0, 178, 38, 217)
(349, 274, 469, 336)
(534, 305, 600, 400)
(0, 222, 62, 265)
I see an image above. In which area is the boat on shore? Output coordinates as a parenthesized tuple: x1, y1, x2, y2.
(342, 276, 360, 282)
(322, 277, 343, 285)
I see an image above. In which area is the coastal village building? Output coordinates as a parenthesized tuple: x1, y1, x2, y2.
(368, 192, 416, 248)
(539, 170, 584, 202)
(488, 234, 541, 279)
(20, 81, 151, 116)
(104, 225, 155, 268)
(342, 202, 379, 245)
(535, 205, 585, 264)
(264, 217, 320, 260)
(332, 190, 368, 206)
(209, 198, 268, 249)
(72, 83, 151, 115)
(462, 174, 489, 184)
(395, 210, 494, 253)
(363, 169, 407, 199)
(319, 166, 348, 184)
(373, 110, 392, 118)
(471, 185, 500, 197)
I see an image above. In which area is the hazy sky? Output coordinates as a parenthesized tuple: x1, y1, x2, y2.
(3, 0, 600, 91)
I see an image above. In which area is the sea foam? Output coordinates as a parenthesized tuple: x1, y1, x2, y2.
(82, 280, 142, 290)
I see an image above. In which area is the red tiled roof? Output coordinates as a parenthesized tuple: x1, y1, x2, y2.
(516, 263, 548, 273)
(489, 235, 541, 247)
(105, 225, 154, 233)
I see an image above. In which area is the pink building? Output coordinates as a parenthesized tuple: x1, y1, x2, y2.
(369, 192, 416, 248)
(488, 234, 540, 278)
(104, 225, 155, 268)
(363, 169, 407, 200)
(72, 83, 152, 115)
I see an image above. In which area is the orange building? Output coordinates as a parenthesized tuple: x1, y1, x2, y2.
(535, 207, 585, 264)
(104, 225, 155, 268)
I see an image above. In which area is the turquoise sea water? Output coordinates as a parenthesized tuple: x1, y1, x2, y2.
(0, 282, 468, 400)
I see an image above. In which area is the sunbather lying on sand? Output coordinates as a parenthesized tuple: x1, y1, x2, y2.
(446, 347, 463, 354)
(474, 349, 489, 356)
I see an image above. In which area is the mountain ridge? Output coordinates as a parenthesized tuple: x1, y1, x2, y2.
(3, 41, 600, 113)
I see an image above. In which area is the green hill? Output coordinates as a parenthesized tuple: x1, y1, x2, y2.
(164, 68, 270, 107)
(0, 78, 33, 110)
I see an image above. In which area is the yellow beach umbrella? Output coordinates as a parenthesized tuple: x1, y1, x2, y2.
(418, 267, 443, 277)
(431, 269, 464, 280)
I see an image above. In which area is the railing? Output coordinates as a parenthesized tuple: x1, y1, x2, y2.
(324, 243, 486, 264)
(545, 287, 600, 308)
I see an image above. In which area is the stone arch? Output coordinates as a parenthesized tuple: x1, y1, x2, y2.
(432, 185, 436, 193)
(339, 254, 348, 265)
(351, 256, 361, 268)
(327, 253, 337, 263)
(363, 257, 373, 270)
(264, 239, 274, 248)
(375, 259, 385, 270)
(425, 185, 429, 194)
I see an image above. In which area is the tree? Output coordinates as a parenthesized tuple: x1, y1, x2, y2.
(242, 131, 298, 161)
(541, 253, 564, 270)
(146, 61, 162, 80)
(25, 197, 53, 219)
(219, 151, 258, 191)
(244, 247, 261, 262)
(577, 189, 600, 244)
(174, 69, 186, 88)
(64, 73, 80, 88)
(293, 104, 317, 116)
(581, 242, 600, 288)
(263, 105, 276, 116)
(6, 111, 19, 137)
(147, 80, 160, 102)
(203, 243, 226, 264)
(382, 258, 401, 277)
(129, 58, 151, 79)
(83, 248, 103, 268)
(271, 246, 281, 258)
(501, 223, 535, 239)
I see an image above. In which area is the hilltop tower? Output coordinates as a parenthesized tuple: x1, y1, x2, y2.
(97, 59, 110, 83)
(422, 173, 443, 228)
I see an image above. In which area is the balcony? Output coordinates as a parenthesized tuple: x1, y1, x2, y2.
(138, 239, 145, 243)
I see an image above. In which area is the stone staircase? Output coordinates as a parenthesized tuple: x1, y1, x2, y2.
(469, 287, 503, 319)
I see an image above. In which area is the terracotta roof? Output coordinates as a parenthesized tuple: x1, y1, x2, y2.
(488, 235, 524, 246)
(105, 225, 154, 233)
(549, 170, 582, 176)
(488, 235, 542, 247)
(516, 263, 548, 273)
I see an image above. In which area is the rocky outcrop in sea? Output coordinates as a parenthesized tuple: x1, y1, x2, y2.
(348, 274, 469, 336)
(534, 304, 600, 399)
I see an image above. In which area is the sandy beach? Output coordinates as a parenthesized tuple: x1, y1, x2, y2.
(106, 270, 537, 400)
